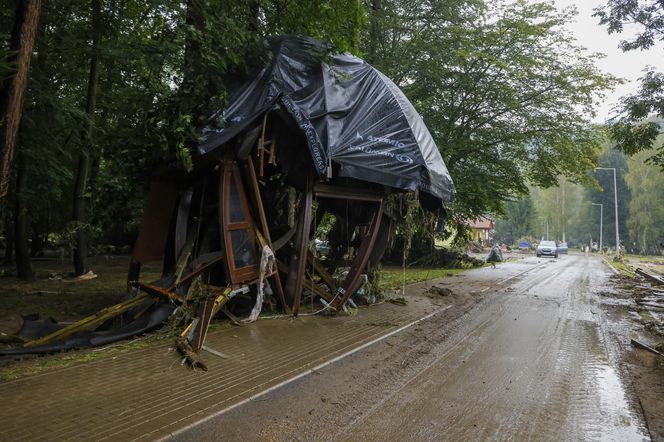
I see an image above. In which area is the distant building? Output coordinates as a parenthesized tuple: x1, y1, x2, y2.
(466, 217, 494, 244)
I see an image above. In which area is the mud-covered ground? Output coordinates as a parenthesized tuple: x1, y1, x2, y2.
(179, 254, 660, 441)
(600, 271, 664, 440)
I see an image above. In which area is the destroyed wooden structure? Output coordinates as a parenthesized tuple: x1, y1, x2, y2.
(1, 36, 455, 362)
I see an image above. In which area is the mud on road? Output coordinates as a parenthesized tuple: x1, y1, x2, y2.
(179, 255, 657, 441)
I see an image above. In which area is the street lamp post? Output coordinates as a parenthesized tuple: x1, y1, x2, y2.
(591, 203, 603, 252)
(594, 167, 620, 258)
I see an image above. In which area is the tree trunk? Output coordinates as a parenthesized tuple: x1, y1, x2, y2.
(3, 209, 14, 264)
(30, 223, 45, 257)
(181, 0, 206, 128)
(0, 0, 42, 202)
(14, 155, 33, 280)
(72, 0, 101, 276)
(368, 0, 381, 64)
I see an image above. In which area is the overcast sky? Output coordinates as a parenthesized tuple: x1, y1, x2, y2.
(552, 0, 664, 122)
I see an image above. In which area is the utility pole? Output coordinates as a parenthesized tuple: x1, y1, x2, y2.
(561, 180, 566, 243)
(594, 168, 620, 259)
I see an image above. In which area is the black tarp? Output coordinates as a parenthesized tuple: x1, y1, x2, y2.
(199, 35, 455, 206)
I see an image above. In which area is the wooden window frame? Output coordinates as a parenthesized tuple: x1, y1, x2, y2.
(219, 162, 259, 285)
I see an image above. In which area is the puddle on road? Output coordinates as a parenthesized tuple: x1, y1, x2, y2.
(595, 363, 649, 441)
(553, 319, 649, 441)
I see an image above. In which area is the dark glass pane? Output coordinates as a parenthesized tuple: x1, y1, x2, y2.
(231, 229, 256, 268)
(228, 177, 245, 223)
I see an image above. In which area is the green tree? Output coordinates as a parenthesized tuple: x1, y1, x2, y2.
(365, 0, 616, 224)
(624, 148, 664, 254)
(0, 0, 368, 277)
(0, 0, 42, 202)
(595, 1, 664, 167)
(493, 195, 535, 245)
(584, 147, 630, 250)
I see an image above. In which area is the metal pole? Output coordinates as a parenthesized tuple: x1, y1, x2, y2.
(594, 168, 620, 258)
(612, 168, 620, 258)
(561, 180, 566, 242)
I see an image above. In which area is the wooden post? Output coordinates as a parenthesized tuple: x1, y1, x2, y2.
(286, 178, 313, 315)
(246, 157, 289, 312)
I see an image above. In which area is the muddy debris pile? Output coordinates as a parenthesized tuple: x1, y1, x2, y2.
(605, 270, 664, 352)
(426, 285, 454, 298)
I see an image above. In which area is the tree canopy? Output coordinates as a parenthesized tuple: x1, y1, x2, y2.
(366, 0, 616, 222)
(0, 0, 625, 278)
(595, 0, 664, 168)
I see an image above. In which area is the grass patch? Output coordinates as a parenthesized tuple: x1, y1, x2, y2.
(0, 333, 171, 383)
(607, 259, 636, 277)
(0, 256, 161, 323)
(379, 266, 470, 290)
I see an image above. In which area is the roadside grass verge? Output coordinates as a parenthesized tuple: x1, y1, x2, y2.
(0, 334, 171, 383)
(379, 266, 472, 290)
(607, 259, 636, 277)
(0, 256, 161, 322)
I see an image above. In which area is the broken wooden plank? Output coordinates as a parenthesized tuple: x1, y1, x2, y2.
(304, 276, 334, 302)
(24, 293, 150, 348)
(189, 287, 233, 351)
(220, 305, 242, 326)
(138, 283, 184, 302)
(201, 344, 228, 359)
(307, 251, 337, 293)
(635, 268, 664, 286)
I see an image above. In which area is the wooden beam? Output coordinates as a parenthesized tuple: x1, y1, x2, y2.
(246, 157, 288, 312)
(313, 183, 383, 202)
(305, 276, 334, 302)
(636, 268, 664, 285)
(287, 179, 313, 316)
(189, 287, 232, 351)
(138, 283, 183, 301)
(307, 251, 337, 292)
(24, 293, 150, 348)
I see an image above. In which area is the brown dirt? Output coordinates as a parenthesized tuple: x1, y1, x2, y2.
(601, 273, 664, 440)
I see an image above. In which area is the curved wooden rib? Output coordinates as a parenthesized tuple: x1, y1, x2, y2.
(286, 178, 313, 316)
(332, 199, 384, 311)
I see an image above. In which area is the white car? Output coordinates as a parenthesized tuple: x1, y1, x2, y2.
(537, 240, 558, 258)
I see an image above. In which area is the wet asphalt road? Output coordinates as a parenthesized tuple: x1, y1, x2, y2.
(180, 255, 651, 441)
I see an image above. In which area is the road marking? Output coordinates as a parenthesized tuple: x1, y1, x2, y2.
(160, 305, 453, 441)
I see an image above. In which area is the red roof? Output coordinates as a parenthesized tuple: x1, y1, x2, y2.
(466, 217, 494, 229)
